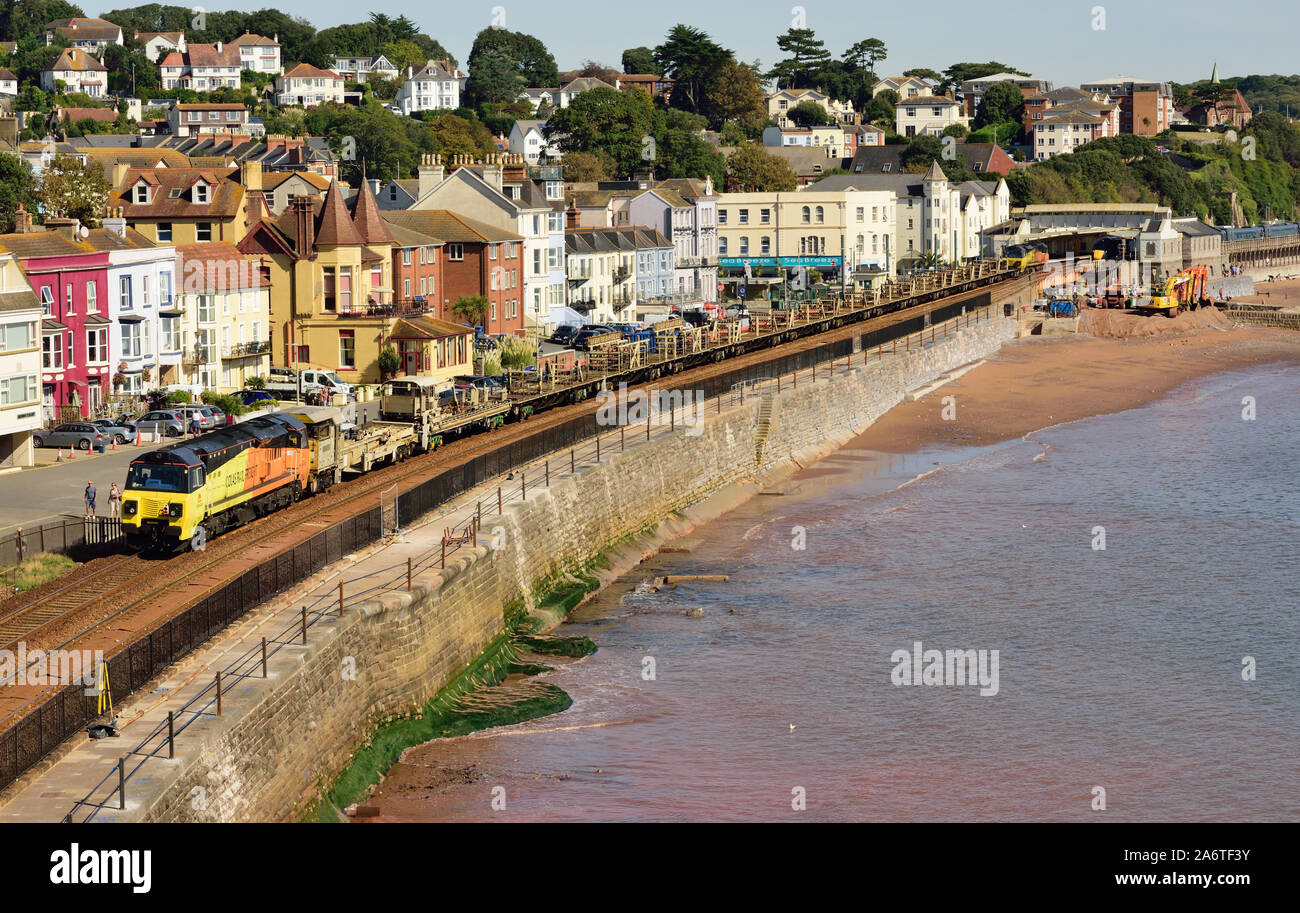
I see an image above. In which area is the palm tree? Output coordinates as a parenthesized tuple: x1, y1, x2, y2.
(452, 294, 490, 326)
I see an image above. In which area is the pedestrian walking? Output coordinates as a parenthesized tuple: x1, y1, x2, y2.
(108, 482, 121, 519)
(84, 480, 97, 519)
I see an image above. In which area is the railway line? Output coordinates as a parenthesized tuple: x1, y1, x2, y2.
(0, 265, 1029, 794)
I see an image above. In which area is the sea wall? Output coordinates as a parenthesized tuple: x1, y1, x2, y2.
(141, 314, 1019, 822)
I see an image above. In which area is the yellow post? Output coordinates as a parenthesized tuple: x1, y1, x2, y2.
(96, 660, 112, 717)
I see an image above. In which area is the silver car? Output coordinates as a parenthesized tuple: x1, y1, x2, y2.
(91, 418, 135, 444)
(33, 422, 109, 450)
(134, 410, 186, 438)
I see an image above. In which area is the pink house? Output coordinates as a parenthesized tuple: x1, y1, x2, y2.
(0, 214, 112, 420)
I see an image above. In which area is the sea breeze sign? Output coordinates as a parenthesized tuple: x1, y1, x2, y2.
(717, 257, 842, 268)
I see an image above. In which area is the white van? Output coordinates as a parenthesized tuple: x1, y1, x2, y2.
(299, 369, 353, 401)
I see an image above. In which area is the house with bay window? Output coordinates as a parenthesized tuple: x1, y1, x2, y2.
(0, 251, 43, 468)
(172, 243, 271, 392)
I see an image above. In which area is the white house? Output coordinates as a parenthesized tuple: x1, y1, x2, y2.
(166, 102, 249, 138)
(0, 67, 17, 96)
(509, 119, 561, 164)
(331, 55, 398, 84)
(44, 17, 123, 55)
(395, 59, 465, 115)
(159, 43, 241, 92)
(0, 251, 42, 468)
(135, 30, 185, 63)
(275, 64, 345, 108)
(895, 95, 967, 137)
(41, 48, 107, 97)
(101, 214, 176, 399)
(767, 88, 854, 127)
(872, 76, 936, 99)
(228, 33, 281, 75)
(173, 243, 270, 392)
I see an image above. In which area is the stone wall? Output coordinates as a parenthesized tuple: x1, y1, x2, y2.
(142, 313, 1019, 821)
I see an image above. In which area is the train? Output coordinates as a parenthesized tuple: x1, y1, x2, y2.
(999, 242, 1050, 273)
(1218, 222, 1300, 243)
(121, 376, 508, 552)
(122, 266, 1020, 553)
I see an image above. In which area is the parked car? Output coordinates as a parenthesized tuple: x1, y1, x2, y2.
(134, 410, 186, 438)
(572, 326, 619, 350)
(236, 389, 276, 407)
(33, 422, 109, 451)
(176, 404, 217, 431)
(91, 418, 135, 444)
(205, 406, 232, 428)
(454, 375, 506, 397)
(549, 324, 581, 346)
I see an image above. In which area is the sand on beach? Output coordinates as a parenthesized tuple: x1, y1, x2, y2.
(849, 319, 1300, 454)
(1234, 276, 1300, 310)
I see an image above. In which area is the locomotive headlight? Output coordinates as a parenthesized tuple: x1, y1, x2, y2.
(123, 501, 138, 517)
(168, 503, 183, 518)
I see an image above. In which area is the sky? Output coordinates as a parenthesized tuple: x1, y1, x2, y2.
(89, 0, 1298, 87)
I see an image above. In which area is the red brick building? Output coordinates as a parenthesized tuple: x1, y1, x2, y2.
(386, 222, 444, 312)
(381, 210, 524, 336)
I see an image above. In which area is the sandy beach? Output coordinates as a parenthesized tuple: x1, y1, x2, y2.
(849, 309, 1300, 454)
(1235, 276, 1300, 309)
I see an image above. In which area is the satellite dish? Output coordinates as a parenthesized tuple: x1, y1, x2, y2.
(80, 226, 90, 238)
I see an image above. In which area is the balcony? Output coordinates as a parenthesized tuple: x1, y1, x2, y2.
(613, 265, 631, 284)
(221, 340, 270, 359)
(328, 299, 436, 319)
(182, 346, 215, 365)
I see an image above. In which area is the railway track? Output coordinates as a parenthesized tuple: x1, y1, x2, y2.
(0, 270, 1023, 720)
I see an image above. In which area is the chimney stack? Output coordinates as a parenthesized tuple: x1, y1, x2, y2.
(13, 204, 33, 233)
(240, 159, 263, 192)
(103, 206, 127, 239)
(290, 195, 314, 258)
(565, 200, 579, 230)
(417, 153, 444, 199)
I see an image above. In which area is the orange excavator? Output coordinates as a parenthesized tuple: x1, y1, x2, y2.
(1133, 264, 1210, 317)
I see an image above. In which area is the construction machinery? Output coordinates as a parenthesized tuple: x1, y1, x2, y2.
(1133, 265, 1210, 317)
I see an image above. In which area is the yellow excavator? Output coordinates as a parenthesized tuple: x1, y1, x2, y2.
(1133, 265, 1209, 317)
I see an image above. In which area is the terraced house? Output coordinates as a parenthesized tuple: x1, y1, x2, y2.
(109, 163, 251, 246)
(238, 180, 398, 382)
(0, 251, 42, 468)
(172, 243, 271, 393)
(565, 227, 675, 324)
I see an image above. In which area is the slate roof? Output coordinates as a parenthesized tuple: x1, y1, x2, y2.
(381, 210, 522, 244)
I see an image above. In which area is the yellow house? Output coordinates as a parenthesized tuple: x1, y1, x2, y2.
(237, 179, 469, 384)
(110, 162, 254, 246)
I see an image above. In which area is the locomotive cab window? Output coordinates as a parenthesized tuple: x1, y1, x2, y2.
(126, 463, 192, 492)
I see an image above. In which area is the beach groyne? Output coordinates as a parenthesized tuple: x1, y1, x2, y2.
(127, 311, 1019, 821)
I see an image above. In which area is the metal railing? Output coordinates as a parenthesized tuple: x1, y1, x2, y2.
(0, 517, 123, 569)
(220, 341, 271, 358)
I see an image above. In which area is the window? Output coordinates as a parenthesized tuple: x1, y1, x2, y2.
(160, 272, 171, 306)
(193, 183, 209, 204)
(815, 206, 824, 223)
(761, 209, 770, 224)
(801, 206, 810, 224)
(761, 236, 771, 254)
(447, 243, 464, 261)
(856, 207, 864, 221)
(739, 236, 749, 255)
(0, 375, 38, 405)
(120, 276, 133, 309)
(718, 210, 727, 225)
(39, 286, 53, 316)
(404, 278, 411, 297)
(1, 321, 33, 352)
(86, 327, 107, 362)
(402, 248, 412, 265)
(197, 223, 213, 242)
(338, 266, 352, 311)
(739, 209, 749, 224)
(133, 183, 150, 204)
(338, 330, 355, 369)
(161, 317, 181, 352)
(322, 267, 336, 311)
(719, 237, 727, 254)
(42, 333, 63, 369)
(197, 295, 215, 323)
(142, 276, 151, 308)
(65, 283, 74, 313)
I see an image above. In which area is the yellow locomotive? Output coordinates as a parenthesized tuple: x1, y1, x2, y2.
(122, 414, 310, 552)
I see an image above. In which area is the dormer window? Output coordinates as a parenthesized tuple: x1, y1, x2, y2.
(193, 182, 210, 204)
(133, 183, 150, 204)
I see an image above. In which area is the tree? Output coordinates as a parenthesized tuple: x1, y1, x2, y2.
(377, 345, 400, 380)
(464, 46, 525, 107)
(452, 294, 489, 326)
(974, 81, 1024, 129)
(705, 59, 767, 133)
(0, 0, 83, 41)
(382, 40, 425, 72)
(464, 27, 558, 108)
(621, 46, 660, 76)
(787, 99, 829, 127)
(103, 44, 159, 95)
(426, 112, 494, 160)
(577, 60, 621, 84)
(654, 24, 732, 115)
(0, 153, 37, 233)
(725, 143, 798, 191)
(865, 88, 898, 130)
(1196, 81, 1236, 125)
(903, 68, 945, 88)
(843, 38, 887, 74)
(768, 27, 831, 89)
(545, 86, 656, 177)
(655, 130, 725, 185)
(900, 135, 972, 181)
(941, 123, 969, 139)
(36, 154, 111, 225)
(562, 150, 614, 182)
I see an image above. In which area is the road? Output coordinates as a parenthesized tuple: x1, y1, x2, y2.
(0, 400, 385, 536)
